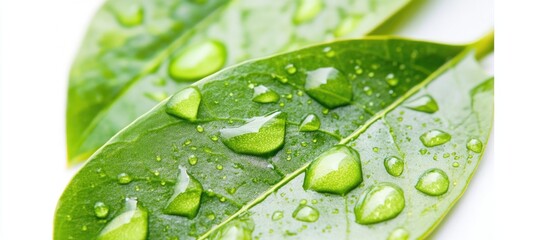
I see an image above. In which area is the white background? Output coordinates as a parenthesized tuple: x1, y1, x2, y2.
(0, 0, 505, 239)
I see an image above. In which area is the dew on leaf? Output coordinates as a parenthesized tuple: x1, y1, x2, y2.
(97, 198, 148, 240)
(354, 183, 405, 225)
(165, 87, 201, 122)
(420, 130, 451, 147)
(299, 113, 321, 132)
(168, 40, 226, 81)
(292, 205, 319, 222)
(415, 168, 449, 196)
(164, 166, 203, 218)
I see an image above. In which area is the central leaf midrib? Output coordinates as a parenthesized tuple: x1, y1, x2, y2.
(73, 1, 235, 155)
(197, 46, 474, 240)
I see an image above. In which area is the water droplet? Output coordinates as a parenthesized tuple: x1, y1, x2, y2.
(384, 156, 404, 177)
(196, 125, 204, 133)
(165, 87, 201, 121)
(386, 73, 399, 86)
(216, 164, 223, 170)
(110, 2, 143, 27)
(293, 0, 323, 24)
(419, 148, 428, 155)
(220, 112, 286, 156)
(285, 64, 297, 75)
(252, 85, 280, 103)
(323, 47, 335, 58)
(334, 15, 362, 37)
(292, 205, 319, 222)
(452, 162, 460, 168)
(415, 169, 449, 196)
(406, 95, 439, 113)
(168, 40, 226, 81)
(164, 166, 203, 218)
(272, 211, 284, 221)
(363, 86, 373, 95)
(420, 130, 451, 147)
(298, 114, 321, 132)
(94, 202, 109, 219)
(97, 198, 148, 240)
(304, 67, 352, 109)
(373, 147, 379, 153)
(388, 228, 410, 240)
(354, 183, 405, 225)
(210, 217, 254, 240)
(466, 138, 483, 153)
(303, 145, 363, 195)
(117, 173, 132, 184)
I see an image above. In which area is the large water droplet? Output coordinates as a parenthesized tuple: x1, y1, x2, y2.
(117, 173, 132, 185)
(354, 183, 405, 225)
(97, 198, 148, 240)
(420, 130, 451, 147)
(293, 0, 323, 24)
(252, 85, 280, 103)
(210, 217, 254, 240)
(406, 95, 439, 113)
(299, 113, 321, 132)
(94, 202, 109, 219)
(384, 156, 404, 177)
(165, 87, 201, 121)
(388, 228, 410, 240)
(466, 138, 483, 153)
(164, 166, 203, 218)
(304, 67, 352, 109)
(415, 169, 449, 196)
(334, 15, 362, 37)
(110, 1, 143, 27)
(220, 112, 286, 156)
(169, 40, 226, 81)
(292, 205, 319, 222)
(303, 145, 362, 195)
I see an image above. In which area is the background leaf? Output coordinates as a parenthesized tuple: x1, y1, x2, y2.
(55, 36, 493, 239)
(66, 0, 411, 164)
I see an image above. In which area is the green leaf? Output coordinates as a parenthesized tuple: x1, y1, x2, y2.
(55, 35, 494, 239)
(66, 0, 411, 164)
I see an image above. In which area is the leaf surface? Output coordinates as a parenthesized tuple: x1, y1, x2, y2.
(66, 0, 411, 164)
(56, 36, 493, 239)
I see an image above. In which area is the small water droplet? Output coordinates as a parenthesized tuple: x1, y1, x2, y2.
(466, 138, 483, 153)
(304, 67, 352, 109)
(94, 202, 109, 219)
(303, 146, 363, 195)
(110, 2, 143, 27)
(354, 183, 405, 225)
(299, 114, 321, 132)
(164, 166, 203, 218)
(323, 47, 335, 58)
(216, 164, 223, 170)
(272, 211, 284, 221)
(97, 198, 148, 240)
(420, 130, 451, 147)
(292, 205, 319, 222)
(220, 112, 286, 156)
(363, 86, 373, 96)
(406, 95, 439, 113)
(168, 40, 226, 81)
(196, 125, 204, 133)
(386, 73, 399, 86)
(384, 156, 404, 177)
(415, 169, 449, 196)
(452, 162, 460, 168)
(117, 173, 132, 184)
(187, 155, 198, 166)
(388, 228, 410, 240)
(293, 0, 323, 24)
(165, 87, 201, 122)
(285, 64, 297, 75)
(252, 85, 280, 103)
(372, 147, 379, 153)
(210, 135, 219, 142)
(210, 217, 254, 240)
(419, 148, 428, 155)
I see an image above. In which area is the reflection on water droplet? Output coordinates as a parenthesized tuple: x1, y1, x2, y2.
(466, 138, 483, 153)
(220, 112, 286, 156)
(293, 0, 323, 24)
(164, 166, 203, 218)
(117, 173, 132, 184)
(252, 85, 280, 103)
(210, 217, 254, 240)
(304, 146, 362, 195)
(272, 211, 284, 221)
(415, 169, 449, 196)
(97, 198, 148, 240)
(354, 183, 405, 225)
(388, 228, 410, 240)
(299, 114, 321, 132)
(292, 205, 319, 222)
(169, 40, 226, 81)
(305, 67, 352, 109)
(94, 202, 109, 219)
(166, 87, 202, 121)
(420, 130, 451, 147)
(406, 95, 439, 113)
(384, 156, 404, 177)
